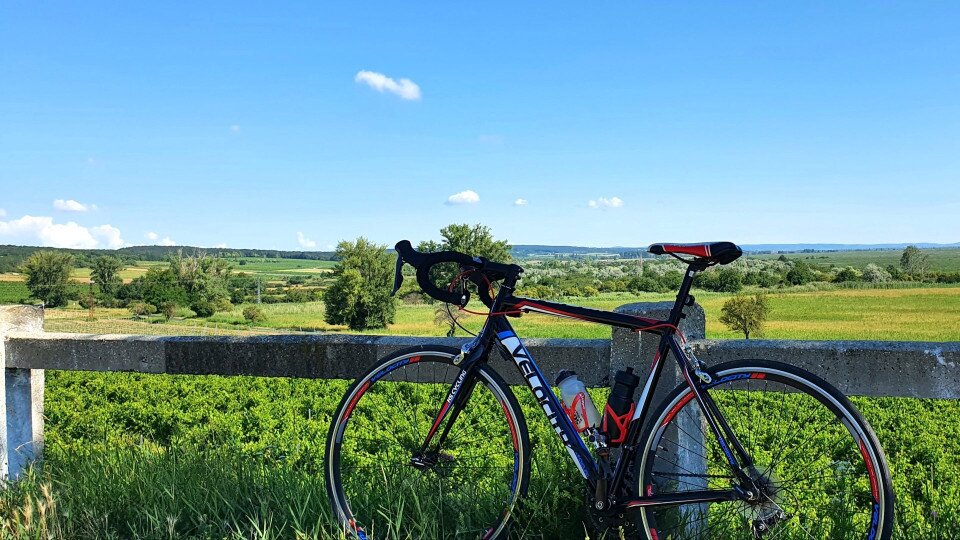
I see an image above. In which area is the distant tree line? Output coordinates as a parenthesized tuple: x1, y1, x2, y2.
(0, 245, 335, 273)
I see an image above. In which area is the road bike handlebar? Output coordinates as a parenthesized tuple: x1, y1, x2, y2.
(392, 240, 521, 307)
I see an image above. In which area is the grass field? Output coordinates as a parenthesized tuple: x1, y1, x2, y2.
(39, 285, 960, 341)
(0, 370, 955, 539)
(749, 247, 960, 271)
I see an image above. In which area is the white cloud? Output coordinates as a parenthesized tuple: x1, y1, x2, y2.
(0, 208, 5, 217)
(446, 190, 480, 205)
(145, 231, 159, 241)
(214, 243, 227, 249)
(297, 232, 317, 248)
(230, 125, 241, 133)
(0, 215, 124, 249)
(588, 196, 624, 209)
(355, 70, 421, 101)
(91, 224, 126, 249)
(513, 198, 529, 207)
(53, 199, 94, 212)
(159, 237, 176, 246)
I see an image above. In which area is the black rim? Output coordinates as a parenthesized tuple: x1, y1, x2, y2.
(640, 366, 886, 540)
(328, 351, 524, 539)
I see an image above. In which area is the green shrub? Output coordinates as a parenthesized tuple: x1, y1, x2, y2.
(242, 305, 266, 324)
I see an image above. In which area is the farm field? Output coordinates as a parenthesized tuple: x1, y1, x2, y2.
(750, 247, 960, 271)
(41, 285, 960, 342)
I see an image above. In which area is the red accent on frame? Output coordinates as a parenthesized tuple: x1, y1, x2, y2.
(750, 373, 766, 379)
(425, 401, 451, 440)
(512, 299, 660, 326)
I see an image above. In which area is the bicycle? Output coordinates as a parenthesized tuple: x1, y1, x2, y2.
(325, 240, 894, 539)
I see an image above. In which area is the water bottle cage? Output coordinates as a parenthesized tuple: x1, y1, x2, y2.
(601, 402, 636, 445)
(562, 392, 592, 433)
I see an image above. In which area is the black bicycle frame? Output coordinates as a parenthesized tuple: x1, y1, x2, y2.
(416, 264, 754, 510)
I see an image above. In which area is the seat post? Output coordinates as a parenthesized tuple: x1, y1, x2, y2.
(667, 262, 706, 326)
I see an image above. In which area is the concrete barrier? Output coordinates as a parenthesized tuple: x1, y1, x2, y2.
(1, 303, 958, 482)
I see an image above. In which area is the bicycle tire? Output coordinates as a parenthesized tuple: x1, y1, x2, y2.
(635, 359, 894, 540)
(325, 346, 531, 539)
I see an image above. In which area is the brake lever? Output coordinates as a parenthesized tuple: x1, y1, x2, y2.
(391, 255, 404, 296)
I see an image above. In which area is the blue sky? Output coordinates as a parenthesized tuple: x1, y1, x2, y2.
(1, 2, 958, 250)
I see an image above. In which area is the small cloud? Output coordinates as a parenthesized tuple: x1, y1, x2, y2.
(159, 237, 176, 246)
(91, 225, 125, 249)
(446, 190, 480, 205)
(86, 157, 97, 165)
(355, 70, 421, 101)
(53, 199, 93, 212)
(478, 135, 504, 145)
(297, 232, 317, 248)
(514, 198, 529, 207)
(214, 242, 227, 249)
(229, 125, 241, 133)
(0, 208, 5, 217)
(145, 231, 159, 241)
(588, 196, 624, 209)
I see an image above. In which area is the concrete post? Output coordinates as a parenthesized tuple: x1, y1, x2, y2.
(613, 301, 706, 531)
(0, 305, 44, 481)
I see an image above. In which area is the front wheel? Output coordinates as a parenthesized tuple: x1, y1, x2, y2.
(637, 359, 894, 539)
(325, 346, 531, 539)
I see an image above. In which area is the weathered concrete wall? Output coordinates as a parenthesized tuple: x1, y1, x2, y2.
(5, 332, 611, 387)
(689, 339, 960, 399)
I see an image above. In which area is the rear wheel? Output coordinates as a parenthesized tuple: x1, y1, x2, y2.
(637, 360, 893, 539)
(326, 346, 530, 539)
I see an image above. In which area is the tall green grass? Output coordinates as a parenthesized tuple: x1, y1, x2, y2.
(5, 371, 956, 539)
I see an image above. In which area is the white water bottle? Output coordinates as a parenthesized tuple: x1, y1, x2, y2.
(556, 370, 601, 432)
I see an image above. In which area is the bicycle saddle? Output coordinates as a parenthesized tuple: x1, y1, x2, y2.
(648, 242, 743, 265)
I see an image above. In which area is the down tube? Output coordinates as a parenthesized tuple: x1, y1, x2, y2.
(492, 318, 598, 481)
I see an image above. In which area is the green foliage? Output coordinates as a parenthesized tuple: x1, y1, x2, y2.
(242, 305, 266, 324)
(718, 293, 769, 339)
(834, 266, 862, 283)
(90, 256, 124, 298)
(323, 238, 395, 331)
(78, 294, 97, 310)
(160, 302, 177, 321)
(125, 267, 189, 310)
(901, 245, 929, 275)
(3, 370, 954, 538)
(785, 260, 816, 285)
(695, 267, 744, 293)
(128, 301, 157, 317)
(20, 251, 75, 307)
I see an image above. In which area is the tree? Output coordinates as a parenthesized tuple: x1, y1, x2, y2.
(91, 256, 124, 298)
(834, 266, 861, 283)
(900, 245, 928, 276)
(417, 224, 512, 296)
(785, 261, 815, 286)
(719, 294, 769, 339)
(20, 251, 75, 307)
(323, 238, 396, 330)
(862, 264, 891, 283)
